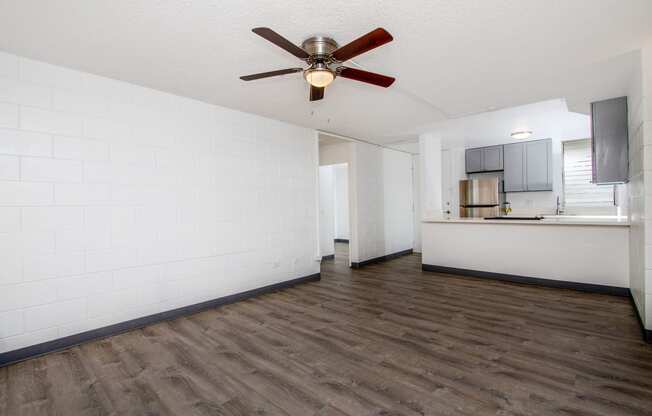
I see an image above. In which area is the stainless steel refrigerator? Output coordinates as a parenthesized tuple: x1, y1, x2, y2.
(459, 178, 501, 217)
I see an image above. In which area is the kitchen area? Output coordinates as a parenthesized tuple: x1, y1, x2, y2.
(420, 97, 631, 294)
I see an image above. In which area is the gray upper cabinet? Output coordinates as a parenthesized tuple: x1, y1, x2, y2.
(465, 148, 484, 173)
(482, 145, 504, 171)
(502, 139, 552, 192)
(465, 145, 503, 173)
(591, 96, 628, 184)
(525, 139, 552, 191)
(503, 143, 526, 192)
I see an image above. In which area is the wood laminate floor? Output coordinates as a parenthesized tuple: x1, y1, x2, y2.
(1, 243, 651, 415)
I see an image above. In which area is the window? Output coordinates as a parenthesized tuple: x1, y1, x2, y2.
(562, 139, 614, 209)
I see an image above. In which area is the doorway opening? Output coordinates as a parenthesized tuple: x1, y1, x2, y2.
(319, 163, 350, 265)
(318, 132, 353, 267)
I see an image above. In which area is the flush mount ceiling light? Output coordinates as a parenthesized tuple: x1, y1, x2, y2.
(511, 130, 533, 140)
(304, 63, 335, 88)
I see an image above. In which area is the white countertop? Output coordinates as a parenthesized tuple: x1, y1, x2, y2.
(423, 216, 630, 227)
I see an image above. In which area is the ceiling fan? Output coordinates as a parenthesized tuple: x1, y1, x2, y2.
(240, 27, 395, 101)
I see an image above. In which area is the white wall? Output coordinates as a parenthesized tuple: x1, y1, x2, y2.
(643, 43, 652, 329)
(0, 51, 319, 354)
(320, 142, 352, 166)
(319, 165, 335, 257)
(419, 134, 443, 219)
(412, 155, 422, 252)
(423, 222, 629, 288)
(628, 44, 652, 329)
(332, 164, 349, 240)
(350, 143, 414, 263)
(440, 148, 466, 218)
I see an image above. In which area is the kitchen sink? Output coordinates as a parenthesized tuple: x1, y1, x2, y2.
(484, 216, 543, 220)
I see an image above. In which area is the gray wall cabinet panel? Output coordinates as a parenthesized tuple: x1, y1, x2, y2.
(465, 148, 484, 173)
(503, 143, 526, 192)
(503, 139, 552, 192)
(525, 139, 552, 191)
(591, 97, 628, 184)
(465, 145, 504, 173)
(483, 145, 504, 171)
(467, 139, 551, 192)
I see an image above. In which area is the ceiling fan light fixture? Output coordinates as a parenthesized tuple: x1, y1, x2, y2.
(304, 64, 335, 88)
(241, 27, 395, 101)
(511, 130, 533, 140)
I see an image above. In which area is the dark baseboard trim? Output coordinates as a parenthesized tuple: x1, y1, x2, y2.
(351, 249, 413, 268)
(629, 292, 652, 343)
(422, 264, 629, 297)
(334, 239, 349, 243)
(0, 273, 321, 368)
(321, 254, 335, 261)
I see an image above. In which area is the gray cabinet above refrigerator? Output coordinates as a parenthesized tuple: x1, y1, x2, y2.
(465, 145, 504, 173)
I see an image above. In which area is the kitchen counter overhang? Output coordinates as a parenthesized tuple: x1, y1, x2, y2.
(423, 216, 630, 227)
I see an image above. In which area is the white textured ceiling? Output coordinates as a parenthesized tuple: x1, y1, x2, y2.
(0, 0, 650, 144)
(417, 99, 591, 150)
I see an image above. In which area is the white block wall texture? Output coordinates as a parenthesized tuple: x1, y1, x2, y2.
(350, 143, 414, 263)
(629, 42, 652, 329)
(381, 147, 415, 255)
(644, 42, 652, 329)
(628, 50, 646, 327)
(0, 51, 319, 354)
(412, 155, 422, 253)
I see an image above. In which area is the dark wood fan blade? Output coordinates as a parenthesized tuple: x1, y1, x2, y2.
(331, 28, 393, 62)
(252, 27, 310, 60)
(338, 67, 395, 88)
(310, 85, 325, 101)
(240, 68, 303, 81)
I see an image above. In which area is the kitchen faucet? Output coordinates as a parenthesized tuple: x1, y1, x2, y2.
(555, 196, 563, 215)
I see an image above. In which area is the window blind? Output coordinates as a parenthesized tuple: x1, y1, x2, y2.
(562, 139, 614, 207)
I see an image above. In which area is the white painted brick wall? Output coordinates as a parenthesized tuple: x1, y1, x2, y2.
(0, 155, 19, 180)
(0, 78, 52, 109)
(0, 52, 18, 79)
(0, 102, 19, 128)
(0, 51, 318, 353)
(21, 157, 83, 183)
(0, 128, 52, 157)
(53, 136, 109, 161)
(0, 182, 53, 205)
(0, 207, 20, 232)
(21, 107, 84, 137)
(350, 143, 414, 263)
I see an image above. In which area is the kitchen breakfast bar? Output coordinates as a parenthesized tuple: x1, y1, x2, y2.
(422, 217, 630, 296)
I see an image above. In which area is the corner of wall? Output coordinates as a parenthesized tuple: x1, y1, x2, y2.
(628, 45, 650, 329)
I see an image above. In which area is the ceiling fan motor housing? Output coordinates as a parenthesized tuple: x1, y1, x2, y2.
(301, 36, 339, 60)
